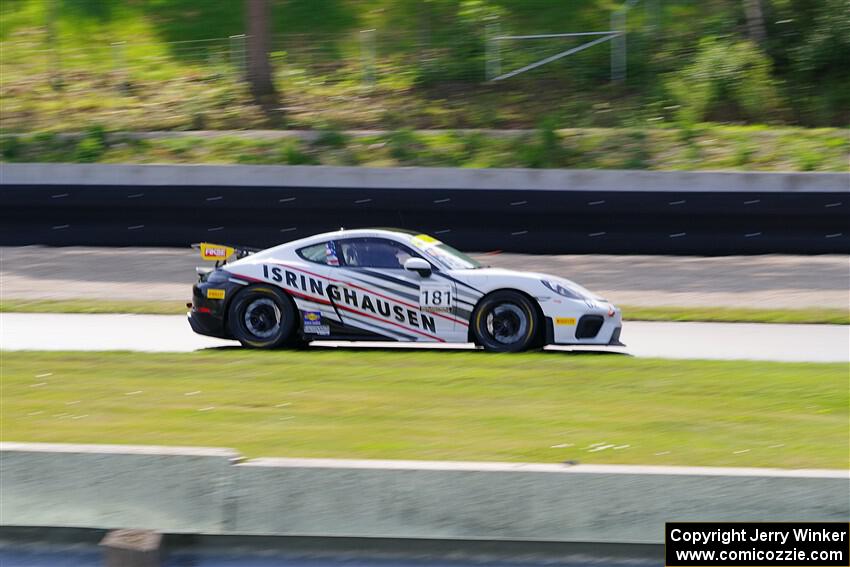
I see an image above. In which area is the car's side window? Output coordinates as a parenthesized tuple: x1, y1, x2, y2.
(338, 238, 420, 269)
(296, 241, 340, 266)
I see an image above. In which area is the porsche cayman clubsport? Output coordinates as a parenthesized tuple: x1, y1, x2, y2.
(188, 229, 623, 352)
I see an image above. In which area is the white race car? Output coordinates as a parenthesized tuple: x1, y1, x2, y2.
(188, 228, 623, 352)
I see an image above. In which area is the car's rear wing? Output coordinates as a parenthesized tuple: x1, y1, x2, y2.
(191, 242, 261, 268)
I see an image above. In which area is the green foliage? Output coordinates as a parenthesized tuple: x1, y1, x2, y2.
(518, 119, 578, 169)
(734, 143, 756, 166)
(314, 127, 348, 149)
(84, 124, 108, 147)
(667, 37, 784, 124)
(385, 128, 423, 162)
(74, 137, 105, 162)
(4, 126, 847, 171)
(620, 130, 650, 169)
(2, 0, 849, 129)
(281, 141, 317, 165)
(414, 0, 506, 85)
(73, 126, 109, 162)
(160, 137, 196, 156)
(1, 136, 21, 160)
(785, 0, 850, 124)
(795, 149, 824, 172)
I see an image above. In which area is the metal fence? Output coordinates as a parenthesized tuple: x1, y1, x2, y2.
(0, 25, 662, 89)
(0, 11, 702, 132)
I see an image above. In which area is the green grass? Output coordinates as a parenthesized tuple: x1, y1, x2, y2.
(1, 350, 847, 468)
(2, 298, 847, 325)
(0, 299, 189, 315)
(2, 127, 848, 171)
(621, 306, 850, 326)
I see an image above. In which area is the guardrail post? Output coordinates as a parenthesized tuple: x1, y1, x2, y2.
(46, 0, 63, 90)
(360, 29, 376, 89)
(485, 23, 501, 81)
(229, 34, 247, 80)
(111, 41, 129, 93)
(610, 11, 626, 82)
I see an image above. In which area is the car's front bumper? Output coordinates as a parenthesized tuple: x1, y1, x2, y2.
(543, 304, 624, 346)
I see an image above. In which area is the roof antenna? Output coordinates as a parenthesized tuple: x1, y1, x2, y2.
(339, 226, 345, 231)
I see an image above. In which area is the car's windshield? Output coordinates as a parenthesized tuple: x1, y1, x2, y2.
(409, 234, 482, 270)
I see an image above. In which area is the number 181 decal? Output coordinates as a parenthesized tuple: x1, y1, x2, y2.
(419, 285, 452, 312)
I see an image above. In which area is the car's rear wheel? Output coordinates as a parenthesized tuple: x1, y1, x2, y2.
(227, 286, 297, 349)
(471, 290, 541, 352)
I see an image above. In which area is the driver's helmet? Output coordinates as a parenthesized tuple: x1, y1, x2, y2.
(363, 243, 403, 268)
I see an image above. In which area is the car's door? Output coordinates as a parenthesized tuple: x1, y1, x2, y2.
(286, 239, 344, 338)
(334, 237, 459, 342)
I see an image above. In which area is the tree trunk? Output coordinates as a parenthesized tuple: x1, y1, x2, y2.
(743, 0, 767, 45)
(245, 0, 278, 106)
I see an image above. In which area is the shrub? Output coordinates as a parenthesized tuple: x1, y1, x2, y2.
(414, 0, 506, 85)
(74, 137, 106, 163)
(795, 150, 824, 172)
(1, 136, 22, 160)
(518, 119, 579, 168)
(385, 129, 423, 163)
(734, 144, 756, 166)
(281, 141, 317, 165)
(84, 125, 109, 148)
(314, 127, 348, 149)
(622, 130, 651, 169)
(73, 126, 110, 163)
(667, 37, 783, 124)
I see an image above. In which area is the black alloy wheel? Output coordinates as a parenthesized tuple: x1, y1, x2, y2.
(227, 286, 297, 348)
(471, 290, 542, 352)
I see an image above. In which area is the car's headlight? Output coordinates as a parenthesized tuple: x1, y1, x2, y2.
(540, 279, 583, 299)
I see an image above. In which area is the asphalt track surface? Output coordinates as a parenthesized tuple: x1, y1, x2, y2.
(2, 313, 847, 362)
(2, 247, 848, 310)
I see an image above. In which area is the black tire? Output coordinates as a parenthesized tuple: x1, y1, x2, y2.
(471, 290, 542, 353)
(227, 285, 297, 349)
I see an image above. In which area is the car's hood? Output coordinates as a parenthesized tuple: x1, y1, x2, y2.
(451, 267, 607, 302)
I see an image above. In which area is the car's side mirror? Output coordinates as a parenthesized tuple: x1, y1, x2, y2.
(404, 257, 432, 278)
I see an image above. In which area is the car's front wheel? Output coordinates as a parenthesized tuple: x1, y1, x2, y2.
(227, 286, 297, 348)
(471, 290, 541, 352)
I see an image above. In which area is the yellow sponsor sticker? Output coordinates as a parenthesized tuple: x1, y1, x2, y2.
(199, 242, 235, 261)
(414, 234, 439, 244)
(411, 233, 441, 250)
(555, 317, 576, 325)
(206, 289, 226, 300)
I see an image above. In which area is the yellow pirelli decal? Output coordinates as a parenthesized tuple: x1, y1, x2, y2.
(206, 289, 226, 300)
(555, 317, 576, 325)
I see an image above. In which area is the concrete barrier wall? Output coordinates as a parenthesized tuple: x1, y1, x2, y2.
(1, 443, 848, 543)
(0, 443, 238, 534)
(231, 459, 850, 543)
(1, 163, 847, 254)
(2, 163, 847, 192)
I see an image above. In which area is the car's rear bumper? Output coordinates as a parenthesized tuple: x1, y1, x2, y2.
(187, 280, 237, 339)
(187, 309, 229, 339)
